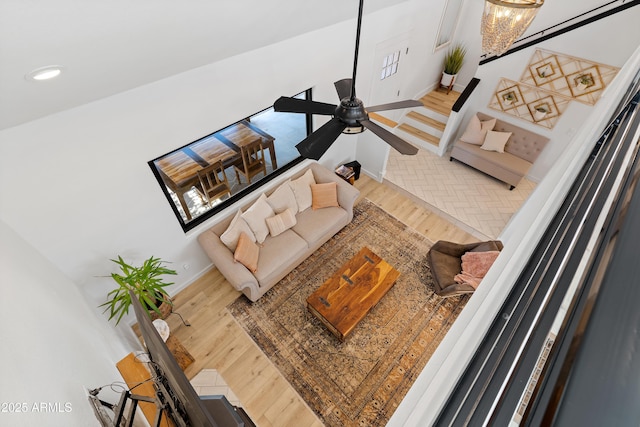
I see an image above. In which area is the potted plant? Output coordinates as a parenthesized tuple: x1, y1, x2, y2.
(440, 43, 467, 89)
(537, 64, 552, 78)
(576, 74, 594, 91)
(533, 106, 549, 121)
(101, 255, 177, 325)
(502, 92, 515, 106)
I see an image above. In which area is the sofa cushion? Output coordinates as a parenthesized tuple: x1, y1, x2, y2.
(481, 131, 512, 153)
(220, 209, 256, 251)
(311, 182, 339, 209)
(241, 193, 275, 243)
(293, 206, 348, 247)
(460, 114, 485, 145)
(453, 141, 533, 176)
(460, 115, 497, 145)
(267, 180, 298, 214)
(288, 169, 316, 212)
(233, 232, 260, 272)
(265, 208, 297, 237)
(254, 229, 308, 287)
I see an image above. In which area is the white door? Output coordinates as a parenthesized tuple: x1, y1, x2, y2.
(367, 32, 412, 122)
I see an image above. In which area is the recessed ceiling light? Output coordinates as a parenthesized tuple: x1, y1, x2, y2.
(26, 65, 64, 81)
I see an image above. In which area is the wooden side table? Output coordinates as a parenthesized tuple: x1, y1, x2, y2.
(165, 335, 195, 371)
(116, 352, 175, 426)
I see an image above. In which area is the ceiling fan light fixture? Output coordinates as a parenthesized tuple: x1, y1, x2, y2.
(342, 125, 365, 134)
(26, 65, 64, 81)
(481, 0, 544, 56)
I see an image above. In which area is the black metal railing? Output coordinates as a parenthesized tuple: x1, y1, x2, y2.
(435, 68, 640, 425)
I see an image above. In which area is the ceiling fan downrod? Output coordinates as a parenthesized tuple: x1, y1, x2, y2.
(350, 0, 365, 102)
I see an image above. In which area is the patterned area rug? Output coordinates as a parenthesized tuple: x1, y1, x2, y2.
(227, 199, 469, 426)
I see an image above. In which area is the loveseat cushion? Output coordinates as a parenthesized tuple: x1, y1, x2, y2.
(453, 141, 533, 176)
(254, 229, 308, 287)
(293, 206, 348, 247)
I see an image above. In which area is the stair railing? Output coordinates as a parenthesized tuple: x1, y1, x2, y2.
(437, 77, 481, 156)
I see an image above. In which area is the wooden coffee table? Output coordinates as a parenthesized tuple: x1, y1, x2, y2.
(307, 247, 400, 341)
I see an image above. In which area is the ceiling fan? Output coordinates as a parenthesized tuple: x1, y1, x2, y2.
(273, 0, 423, 160)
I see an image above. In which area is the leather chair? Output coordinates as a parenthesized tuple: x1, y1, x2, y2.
(427, 240, 503, 297)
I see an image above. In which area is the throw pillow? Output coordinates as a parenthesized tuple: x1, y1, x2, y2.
(265, 208, 297, 237)
(220, 210, 256, 251)
(233, 232, 259, 272)
(459, 115, 486, 145)
(311, 182, 339, 209)
(481, 118, 497, 132)
(481, 131, 512, 153)
(266, 180, 298, 214)
(241, 193, 275, 243)
(288, 169, 316, 212)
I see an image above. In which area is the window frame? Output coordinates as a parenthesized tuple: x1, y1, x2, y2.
(148, 89, 313, 232)
(433, 0, 465, 51)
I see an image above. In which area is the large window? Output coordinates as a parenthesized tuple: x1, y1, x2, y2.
(149, 90, 312, 232)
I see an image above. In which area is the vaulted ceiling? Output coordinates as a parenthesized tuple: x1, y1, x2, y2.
(0, 0, 407, 131)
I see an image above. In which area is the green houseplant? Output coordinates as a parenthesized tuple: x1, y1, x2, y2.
(441, 43, 467, 89)
(534, 105, 549, 121)
(101, 255, 177, 325)
(443, 43, 467, 75)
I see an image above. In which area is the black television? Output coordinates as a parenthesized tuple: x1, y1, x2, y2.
(129, 290, 246, 427)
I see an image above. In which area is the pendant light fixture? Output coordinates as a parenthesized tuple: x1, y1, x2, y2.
(481, 0, 544, 56)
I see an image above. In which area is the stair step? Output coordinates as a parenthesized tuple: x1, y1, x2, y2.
(406, 111, 446, 131)
(419, 88, 461, 117)
(369, 112, 398, 128)
(398, 123, 440, 146)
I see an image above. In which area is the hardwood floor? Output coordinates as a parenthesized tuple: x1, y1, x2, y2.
(165, 174, 477, 426)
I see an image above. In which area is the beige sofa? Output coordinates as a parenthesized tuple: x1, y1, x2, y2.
(450, 112, 550, 189)
(198, 162, 360, 302)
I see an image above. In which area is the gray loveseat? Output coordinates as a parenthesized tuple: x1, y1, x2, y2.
(198, 162, 360, 302)
(450, 112, 550, 189)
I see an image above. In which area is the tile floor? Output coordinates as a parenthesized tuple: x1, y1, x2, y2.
(190, 369, 242, 407)
(384, 147, 535, 239)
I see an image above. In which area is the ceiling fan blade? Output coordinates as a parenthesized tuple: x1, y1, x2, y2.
(366, 99, 424, 113)
(361, 119, 418, 155)
(334, 78, 353, 100)
(296, 118, 347, 160)
(273, 96, 337, 115)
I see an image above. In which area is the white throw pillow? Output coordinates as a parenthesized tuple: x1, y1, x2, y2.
(288, 169, 316, 212)
(265, 208, 297, 237)
(481, 118, 497, 132)
(220, 210, 256, 251)
(459, 115, 485, 145)
(266, 180, 298, 214)
(241, 193, 275, 243)
(481, 131, 512, 153)
(460, 116, 497, 145)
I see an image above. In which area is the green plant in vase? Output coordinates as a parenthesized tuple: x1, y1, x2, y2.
(441, 43, 467, 88)
(101, 255, 177, 325)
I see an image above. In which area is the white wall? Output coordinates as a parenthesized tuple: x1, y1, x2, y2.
(0, 218, 128, 426)
(0, 4, 428, 328)
(1, 1, 637, 425)
(448, 6, 640, 182)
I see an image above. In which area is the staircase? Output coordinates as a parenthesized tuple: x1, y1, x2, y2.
(396, 88, 461, 151)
